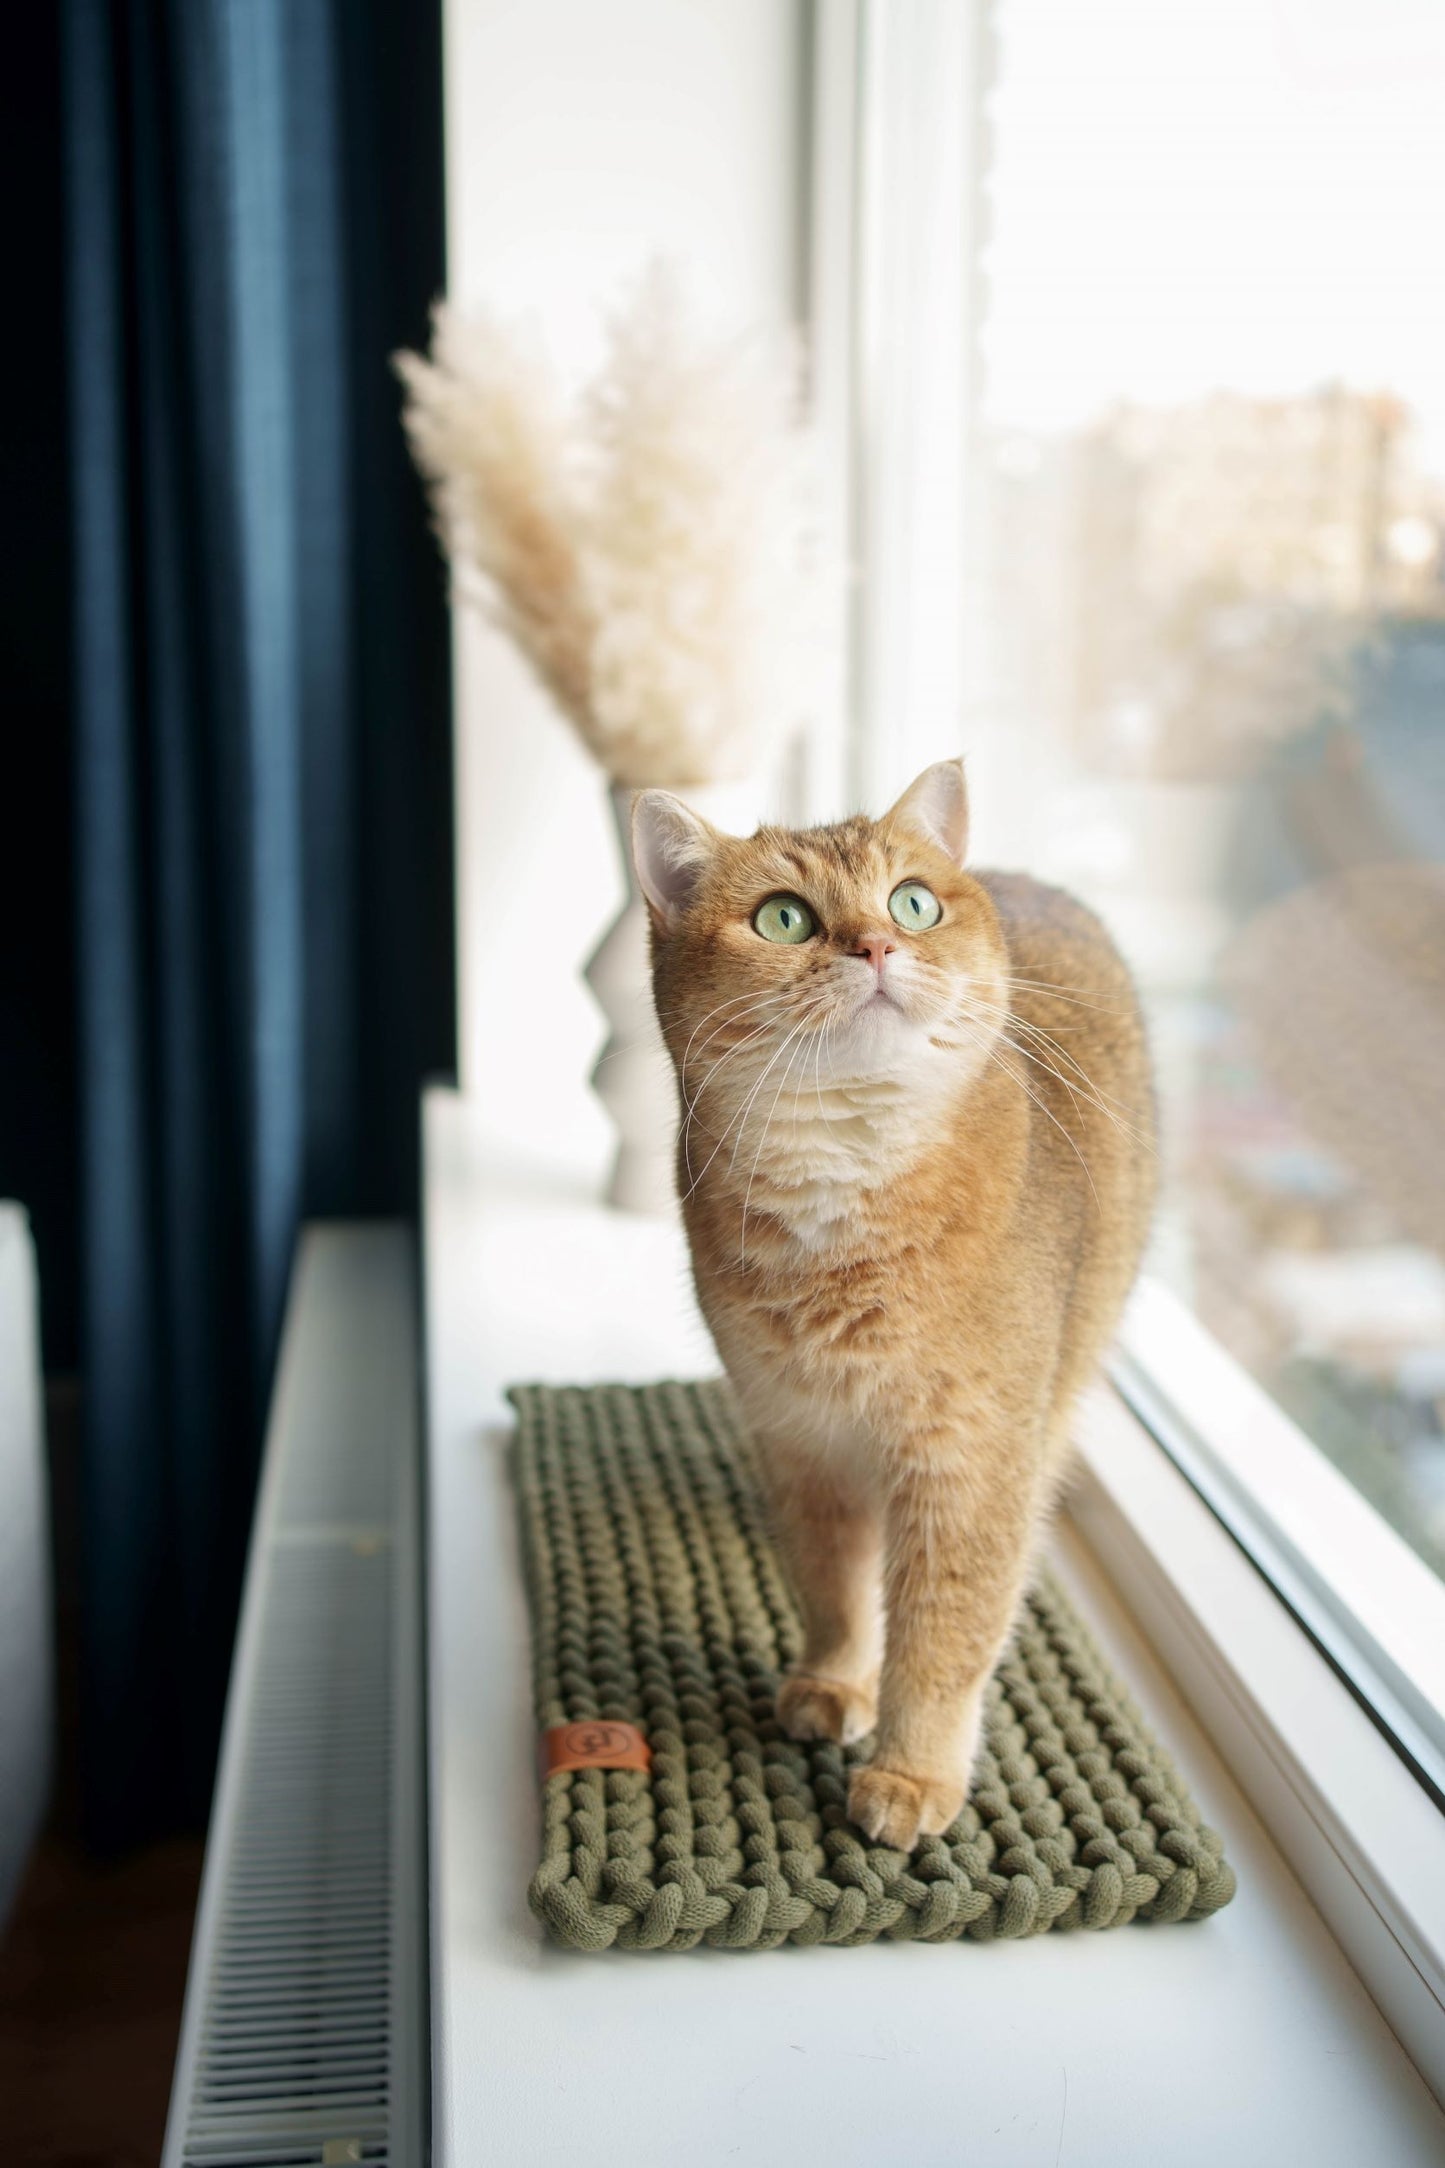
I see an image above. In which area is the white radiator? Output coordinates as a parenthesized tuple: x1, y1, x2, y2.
(163, 1224, 426, 2168)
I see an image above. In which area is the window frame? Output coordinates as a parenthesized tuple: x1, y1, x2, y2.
(814, 0, 1445, 2109)
(1068, 1379, 1445, 2110)
(1115, 1277, 1445, 1811)
(805, 0, 995, 822)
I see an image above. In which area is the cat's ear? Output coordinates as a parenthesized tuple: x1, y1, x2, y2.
(630, 791, 718, 931)
(885, 759, 969, 867)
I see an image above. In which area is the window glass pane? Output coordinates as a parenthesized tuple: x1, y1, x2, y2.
(978, 0, 1445, 1577)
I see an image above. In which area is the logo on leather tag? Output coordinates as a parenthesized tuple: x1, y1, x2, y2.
(540, 1720, 652, 1776)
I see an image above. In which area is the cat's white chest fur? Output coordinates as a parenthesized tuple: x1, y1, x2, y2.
(740, 1069, 949, 1250)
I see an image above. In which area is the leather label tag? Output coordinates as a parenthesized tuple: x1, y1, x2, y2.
(540, 1720, 652, 1776)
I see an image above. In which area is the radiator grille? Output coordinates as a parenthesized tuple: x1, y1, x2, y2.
(164, 1226, 425, 2168)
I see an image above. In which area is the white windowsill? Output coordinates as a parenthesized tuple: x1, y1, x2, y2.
(422, 1085, 1445, 2166)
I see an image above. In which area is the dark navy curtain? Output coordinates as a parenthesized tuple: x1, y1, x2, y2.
(64, 0, 453, 1848)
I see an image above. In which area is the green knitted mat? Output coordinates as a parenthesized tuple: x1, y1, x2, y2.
(509, 1378, 1236, 1953)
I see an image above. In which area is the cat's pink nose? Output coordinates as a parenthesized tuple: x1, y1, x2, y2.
(850, 933, 897, 976)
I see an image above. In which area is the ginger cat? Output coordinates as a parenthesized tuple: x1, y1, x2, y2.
(632, 760, 1156, 1851)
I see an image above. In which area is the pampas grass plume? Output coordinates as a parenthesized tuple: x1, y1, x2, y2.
(395, 308, 596, 735)
(397, 265, 815, 787)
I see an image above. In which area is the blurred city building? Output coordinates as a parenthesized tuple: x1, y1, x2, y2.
(977, 386, 1445, 1577)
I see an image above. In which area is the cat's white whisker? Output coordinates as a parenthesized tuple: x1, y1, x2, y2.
(724, 1005, 827, 1183)
(1003, 975, 1133, 1014)
(679, 1015, 789, 1184)
(681, 999, 828, 1203)
(954, 1015, 1103, 1213)
(738, 1012, 830, 1268)
(679, 993, 802, 1112)
(679, 1006, 813, 1177)
(677, 989, 810, 1182)
(679, 988, 799, 1089)
(960, 996, 1153, 1148)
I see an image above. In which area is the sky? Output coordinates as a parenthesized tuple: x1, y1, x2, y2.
(982, 0, 1445, 465)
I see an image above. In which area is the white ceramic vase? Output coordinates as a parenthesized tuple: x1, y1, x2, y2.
(587, 777, 761, 1214)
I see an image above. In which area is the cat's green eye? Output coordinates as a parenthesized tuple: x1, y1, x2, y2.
(753, 894, 815, 945)
(889, 880, 942, 931)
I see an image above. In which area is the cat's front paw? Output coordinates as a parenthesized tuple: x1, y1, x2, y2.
(777, 1670, 877, 1746)
(847, 1763, 965, 1850)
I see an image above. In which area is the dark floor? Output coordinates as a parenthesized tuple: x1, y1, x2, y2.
(1, 1385, 203, 2167)
(0, 1834, 203, 2168)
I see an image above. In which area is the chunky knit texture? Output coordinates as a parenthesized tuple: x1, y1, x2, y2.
(510, 1379, 1236, 1952)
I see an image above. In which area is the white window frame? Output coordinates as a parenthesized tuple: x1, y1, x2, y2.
(1070, 1379, 1445, 2108)
(806, 0, 995, 824)
(811, 0, 1445, 2111)
(1115, 1277, 1445, 1810)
